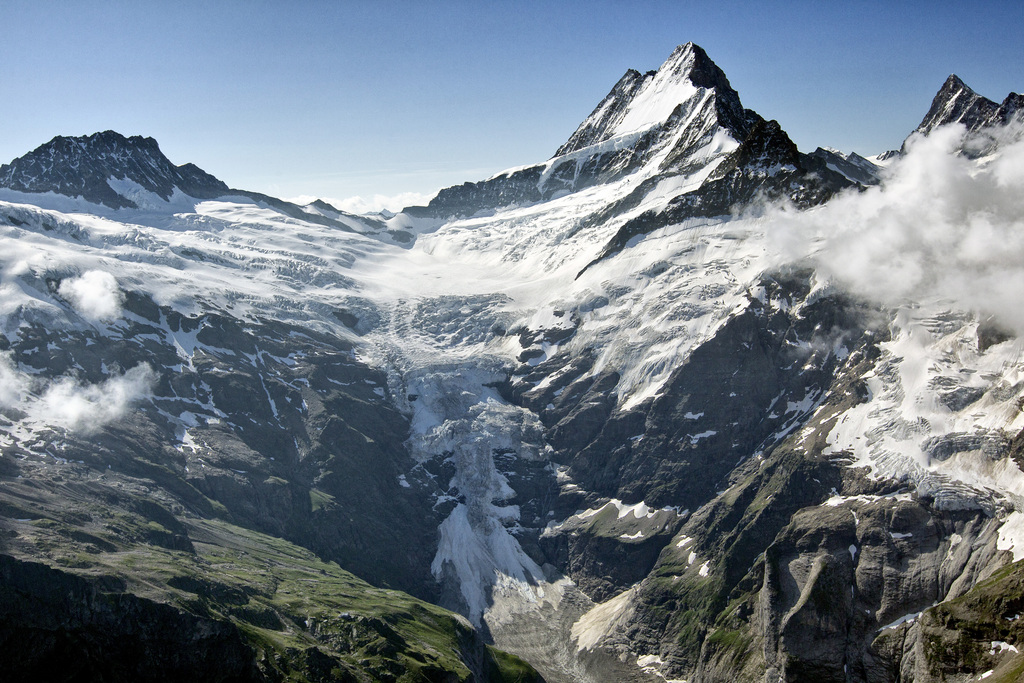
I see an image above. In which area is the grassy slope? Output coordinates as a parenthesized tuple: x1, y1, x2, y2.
(1, 501, 539, 682)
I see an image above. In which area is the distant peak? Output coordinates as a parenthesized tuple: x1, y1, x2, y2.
(914, 74, 1001, 138)
(0, 130, 228, 209)
(308, 198, 342, 214)
(937, 74, 974, 99)
(30, 130, 165, 162)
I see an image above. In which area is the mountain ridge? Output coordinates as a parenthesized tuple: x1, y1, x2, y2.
(915, 74, 1024, 136)
(0, 130, 229, 209)
(0, 130, 392, 238)
(401, 42, 865, 230)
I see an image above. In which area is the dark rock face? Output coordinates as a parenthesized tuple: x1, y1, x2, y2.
(2, 300, 441, 597)
(907, 560, 1024, 681)
(539, 506, 685, 603)
(0, 555, 263, 683)
(506, 271, 881, 605)
(808, 148, 882, 186)
(913, 75, 1024, 137)
(405, 165, 547, 220)
(0, 131, 229, 208)
(499, 240, 1018, 683)
(548, 297, 1004, 683)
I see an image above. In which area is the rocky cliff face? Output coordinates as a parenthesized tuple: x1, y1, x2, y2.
(0, 44, 1022, 683)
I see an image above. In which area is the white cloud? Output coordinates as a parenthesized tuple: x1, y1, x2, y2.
(289, 191, 437, 215)
(0, 355, 155, 433)
(0, 352, 28, 409)
(769, 122, 1024, 333)
(58, 270, 123, 321)
(36, 364, 156, 433)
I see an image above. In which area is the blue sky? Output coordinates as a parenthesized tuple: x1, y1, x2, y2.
(2, 1, 1022, 210)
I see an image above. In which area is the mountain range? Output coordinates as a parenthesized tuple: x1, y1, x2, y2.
(0, 42, 1022, 683)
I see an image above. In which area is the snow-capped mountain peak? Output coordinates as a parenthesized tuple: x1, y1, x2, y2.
(555, 42, 750, 158)
(407, 43, 774, 222)
(0, 130, 229, 209)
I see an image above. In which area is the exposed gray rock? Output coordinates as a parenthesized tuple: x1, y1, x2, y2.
(0, 131, 228, 209)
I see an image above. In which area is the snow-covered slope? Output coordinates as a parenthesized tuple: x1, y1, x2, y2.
(554, 42, 751, 157)
(0, 131, 388, 239)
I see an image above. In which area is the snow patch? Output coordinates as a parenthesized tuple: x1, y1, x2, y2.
(879, 610, 922, 631)
(998, 510, 1024, 562)
(571, 587, 637, 651)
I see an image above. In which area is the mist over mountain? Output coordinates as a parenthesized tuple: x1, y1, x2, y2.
(0, 43, 1022, 683)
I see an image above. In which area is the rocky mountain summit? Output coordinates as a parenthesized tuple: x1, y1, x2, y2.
(407, 42, 861, 227)
(553, 42, 755, 157)
(915, 74, 1024, 137)
(0, 130, 229, 209)
(0, 130, 388, 236)
(1, 44, 1023, 683)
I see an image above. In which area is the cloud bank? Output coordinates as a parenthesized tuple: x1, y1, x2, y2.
(770, 122, 1024, 333)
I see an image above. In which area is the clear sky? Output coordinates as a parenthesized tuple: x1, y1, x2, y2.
(2, 0, 1022, 211)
